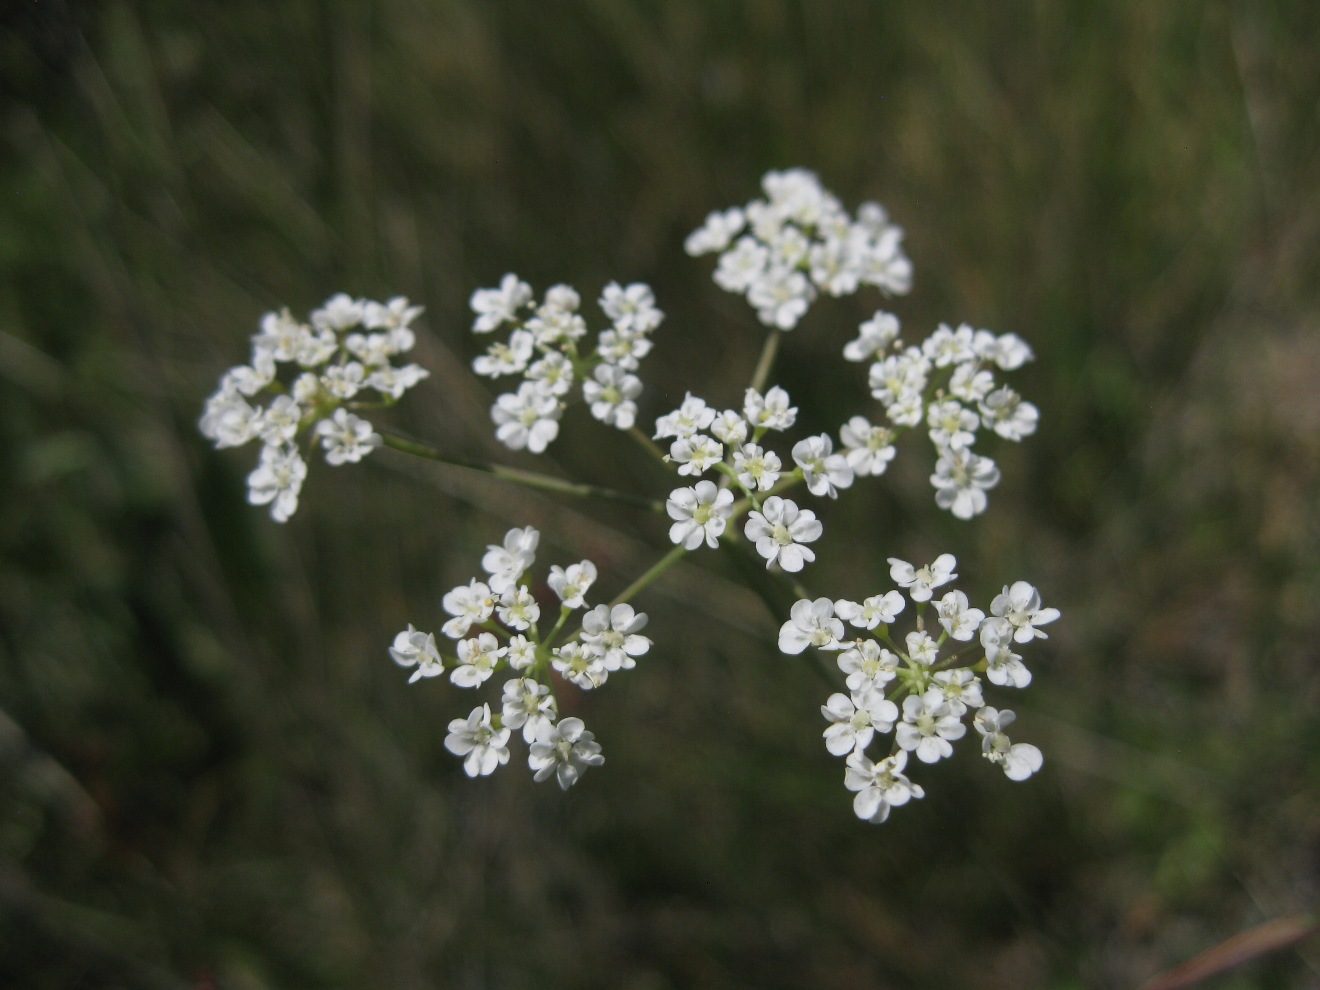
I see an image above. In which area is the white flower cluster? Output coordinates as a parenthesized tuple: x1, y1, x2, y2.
(389, 525, 651, 789)
(658, 386, 845, 572)
(685, 168, 912, 330)
(778, 554, 1058, 823)
(469, 276, 664, 453)
(198, 294, 429, 521)
(841, 312, 1039, 519)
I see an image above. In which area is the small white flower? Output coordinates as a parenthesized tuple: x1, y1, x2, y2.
(929, 671, 983, 717)
(505, 634, 537, 672)
(580, 604, 650, 671)
(320, 361, 365, 400)
(933, 590, 985, 641)
(990, 581, 1060, 642)
(441, 579, 495, 639)
(316, 408, 381, 465)
(930, 446, 1000, 520)
(445, 704, 511, 777)
(834, 591, 904, 630)
(528, 717, 605, 790)
(389, 624, 444, 683)
(253, 308, 307, 362)
(362, 296, 422, 331)
(708, 410, 749, 447)
(821, 689, 899, 756)
(550, 641, 609, 688)
(599, 281, 663, 334)
(926, 399, 980, 451)
(496, 585, 540, 631)
(949, 363, 996, 403)
(743, 385, 797, 432)
(869, 350, 929, 407)
(836, 639, 900, 691)
(744, 496, 822, 572)
(980, 332, 1034, 370)
(979, 386, 1039, 441)
(654, 392, 716, 440)
(895, 693, 966, 764)
(259, 395, 302, 446)
(980, 618, 1034, 688)
(887, 554, 957, 603)
(500, 678, 557, 744)
(844, 311, 900, 362)
(583, 364, 642, 430)
(904, 630, 939, 666)
(450, 632, 506, 688)
(481, 526, 539, 594)
(731, 443, 782, 492)
(685, 207, 746, 255)
(491, 381, 562, 453)
(839, 416, 896, 477)
(311, 293, 365, 332)
(472, 329, 534, 378)
(470, 274, 533, 333)
(974, 707, 1043, 780)
(247, 443, 307, 523)
(200, 389, 263, 449)
(922, 322, 976, 367)
(751, 263, 820, 330)
(595, 327, 652, 370)
(548, 560, 598, 610)
(666, 480, 734, 550)
(669, 433, 724, 476)
(713, 236, 769, 293)
(524, 352, 575, 396)
(844, 749, 924, 823)
(778, 598, 845, 654)
(792, 434, 854, 498)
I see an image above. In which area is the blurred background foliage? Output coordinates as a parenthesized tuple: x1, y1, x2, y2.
(2, 1, 1319, 987)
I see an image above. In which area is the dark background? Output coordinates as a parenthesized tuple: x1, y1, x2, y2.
(2, 2, 1319, 987)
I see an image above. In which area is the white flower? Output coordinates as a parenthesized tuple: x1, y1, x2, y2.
(599, 281, 663, 334)
(548, 560, 598, 609)
(974, 707, 1043, 780)
(844, 750, 924, 823)
(496, 585, 540, 631)
(441, 579, 495, 639)
(744, 496, 822, 572)
(978, 332, 1033, 370)
(834, 591, 904, 630)
(904, 630, 940, 666)
(869, 350, 929, 407)
(980, 618, 1033, 687)
(368, 362, 429, 400)
(713, 236, 769, 293)
(887, 553, 957, 602)
(979, 387, 1039, 441)
(316, 408, 381, 465)
(320, 361, 365, 400)
(666, 480, 734, 550)
(990, 581, 1060, 642)
(445, 704, 511, 777)
(949, 363, 996, 403)
(749, 266, 814, 329)
(501, 678, 557, 744)
(930, 446, 1000, 519)
(311, 293, 365, 332)
(836, 639, 900, 691)
(792, 434, 854, 498)
(200, 390, 263, 449)
(362, 295, 422, 331)
(778, 597, 845, 654)
(583, 364, 642, 430)
(926, 400, 980, 451)
(550, 641, 610, 688)
(491, 381, 562, 453)
(481, 526, 539, 594)
(470, 274, 532, 333)
(743, 386, 798, 432)
(253, 308, 307, 361)
(708, 410, 749, 447)
(580, 604, 650, 670)
(528, 717, 605, 790)
(654, 392, 716, 440)
(822, 689, 899, 756)
(505, 634, 537, 672)
(595, 327, 652, 370)
(524, 352, 575, 396)
(933, 590, 985, 641)
(450, 632, 506, 688)
(929, 671, 984, 717)
(472, 329, 534, 378)
(247, 443, 307, 523)
(731, 443, 782, 492)
(922, 322, 976, 367)
(839, 416, 896, 476)
(844, 311, 900, 362)
(895, 694, 965, 764)
(669, 433, 724, 476)
(259, 395, 302, 446)
(685, 207, 746, 255)
(389, 624, 443, 683)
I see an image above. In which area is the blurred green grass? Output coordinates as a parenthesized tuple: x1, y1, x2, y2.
(2, 1, 1319, 987)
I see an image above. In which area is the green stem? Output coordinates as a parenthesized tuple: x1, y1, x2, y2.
(629, 425, 670, 464)
(610, 544, 688, 606)
(379, 430, 664, 513)
(749, 329, 782, 395)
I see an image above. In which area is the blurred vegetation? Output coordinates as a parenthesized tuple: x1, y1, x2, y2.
(2, 1, 1319, 987)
